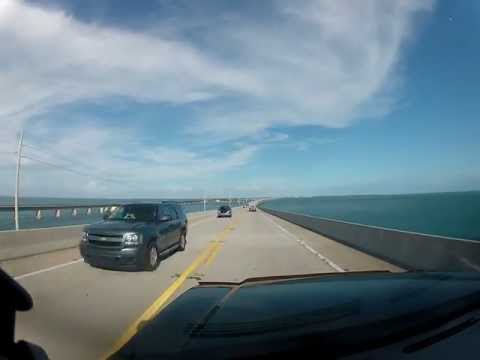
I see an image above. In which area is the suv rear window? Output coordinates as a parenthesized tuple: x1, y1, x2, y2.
(107, 205, 156, 222)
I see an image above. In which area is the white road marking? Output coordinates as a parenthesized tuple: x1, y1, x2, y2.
(14, 259, 84, 280)
(261, 212, 345, 272)
(13, 215, 216, 280)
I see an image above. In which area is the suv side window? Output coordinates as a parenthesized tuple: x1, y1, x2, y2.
(175, 205, 185, 219)
(166, 205, 178, 220)
(157, 205, 169, 221)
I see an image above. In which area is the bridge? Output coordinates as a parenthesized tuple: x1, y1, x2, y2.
(2, 205, 479, 359)
(2, 206, 400, 359)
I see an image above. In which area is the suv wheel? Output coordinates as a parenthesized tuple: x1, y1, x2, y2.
(145, 242, 160, 271)
(178, 232, 187, 251)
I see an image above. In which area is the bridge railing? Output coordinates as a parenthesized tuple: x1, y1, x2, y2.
(0, 200, 240, 231)
(259, 204, 480, 272)
(0, 202, 196, 231)
(0, 204, 121, 219)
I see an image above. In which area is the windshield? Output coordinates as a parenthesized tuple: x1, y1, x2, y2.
(107, 205, 156, 222)
(1, 1, 479, 359)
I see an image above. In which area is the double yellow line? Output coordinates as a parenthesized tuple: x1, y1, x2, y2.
(103, 221, 237, 359)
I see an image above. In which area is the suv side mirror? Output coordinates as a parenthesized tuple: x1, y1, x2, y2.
(102, 208, 112, 220)
(159, 215, 172, 222)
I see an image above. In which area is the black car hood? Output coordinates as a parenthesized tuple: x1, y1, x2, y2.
(111, 272, 480, 359)
(85, 220, 145, 233)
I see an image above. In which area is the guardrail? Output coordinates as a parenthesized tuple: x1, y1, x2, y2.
(0, 201, 227, 231)
(0, 199, 245, 230)
(259, 205, 480, 272)
(0, 204, 121, 221)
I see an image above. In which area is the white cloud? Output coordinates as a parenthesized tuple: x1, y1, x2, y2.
(0, 0, 434, 196)
(0, 0, 262, 127)
(5, 123, 258, 197)
(0, 0, 433, 132)
(189, 0, 434, 138)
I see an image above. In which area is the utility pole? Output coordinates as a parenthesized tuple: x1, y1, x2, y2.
(14, 129, 24, 231)
(203, 190, 206, 214)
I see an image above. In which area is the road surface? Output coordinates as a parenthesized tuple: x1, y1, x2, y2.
(13, 208, 401, 359)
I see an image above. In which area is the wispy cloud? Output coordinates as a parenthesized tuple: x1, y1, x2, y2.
(2, 122, 259, 197)
(0, 0, 262, 125)
(0, 0, 434, 196)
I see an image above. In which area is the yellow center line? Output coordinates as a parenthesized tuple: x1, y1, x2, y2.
(102, 221, 237, 359)
(204, 243, 222, 267)
(203, 220, 238, 266)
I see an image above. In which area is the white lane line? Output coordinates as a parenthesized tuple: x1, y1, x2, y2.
(261, 212, 345, 272)
(13, 216, 216, 280)
(14, 259, 84, 280)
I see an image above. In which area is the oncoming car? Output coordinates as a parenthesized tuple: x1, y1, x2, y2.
(217, 205, 232, 218)
(80, 203, 187, 271)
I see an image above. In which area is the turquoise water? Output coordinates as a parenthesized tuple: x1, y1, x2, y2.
(262, 191, 480, 241)
(0, 196, 234, 231)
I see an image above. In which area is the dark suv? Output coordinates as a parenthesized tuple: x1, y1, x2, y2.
(80, 203, 187, 271)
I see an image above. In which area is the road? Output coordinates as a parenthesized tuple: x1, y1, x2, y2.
(13, 208, 401, 359)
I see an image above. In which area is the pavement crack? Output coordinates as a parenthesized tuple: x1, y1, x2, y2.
(188, 272, 204, 280)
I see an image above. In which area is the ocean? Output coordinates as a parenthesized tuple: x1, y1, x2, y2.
(261, 191, 480, 241)
(0, 196, 233, 231)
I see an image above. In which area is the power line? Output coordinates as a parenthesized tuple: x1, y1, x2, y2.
(23, 143, 103, 171)
(22, 143, 122, 181)
(22, 144, 42, 151)
(21, 155, 126, 184)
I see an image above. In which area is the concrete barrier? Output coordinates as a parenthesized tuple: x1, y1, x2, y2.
(0, 210, 215, 261)
(259, 206, 480, 271)
(0, 225, 84, 261)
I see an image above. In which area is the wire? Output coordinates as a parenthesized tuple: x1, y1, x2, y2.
(22, 144, 41, 151)
(23, 144, 120, 182)
(23, 143, 100, 170)
(21, 155, 127, 184)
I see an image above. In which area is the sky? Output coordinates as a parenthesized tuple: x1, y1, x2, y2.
(0, 0, 479, 198)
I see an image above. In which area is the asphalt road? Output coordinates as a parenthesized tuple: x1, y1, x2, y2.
(14, 208, 401, 359)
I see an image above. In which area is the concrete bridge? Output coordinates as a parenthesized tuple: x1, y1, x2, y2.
(1, 205, 479, 359)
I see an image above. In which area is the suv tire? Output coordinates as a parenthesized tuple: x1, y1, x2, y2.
(144, 242, 160, 271)
(178, 232, 187, 251)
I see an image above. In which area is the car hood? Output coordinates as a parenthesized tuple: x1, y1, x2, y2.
(85, 220, 145, 234)
(112, 272, 480, 359)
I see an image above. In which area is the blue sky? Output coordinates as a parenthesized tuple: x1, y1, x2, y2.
(0, 0, 479, 198)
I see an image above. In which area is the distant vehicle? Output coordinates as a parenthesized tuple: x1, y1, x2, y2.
(217, 205, 232, 218)
(110, 271, 480, 359)
(248, 203, 257, 212)
(80, 203, 187, 271)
